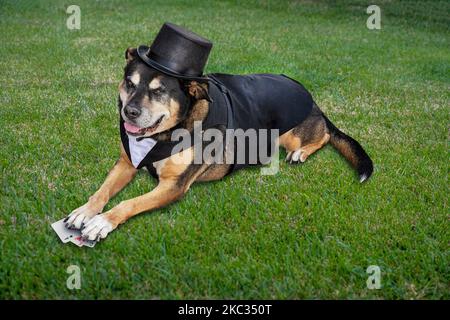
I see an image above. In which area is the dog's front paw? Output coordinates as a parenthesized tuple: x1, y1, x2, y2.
(64, 203, 99, 230)
(81, 214, 116, 242)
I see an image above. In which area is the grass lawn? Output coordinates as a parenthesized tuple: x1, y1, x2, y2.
(0, 0, 448, 299)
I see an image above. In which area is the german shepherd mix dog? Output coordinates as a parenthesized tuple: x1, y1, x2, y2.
(65, 26, 373, 242)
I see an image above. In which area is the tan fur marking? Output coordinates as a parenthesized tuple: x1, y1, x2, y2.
(85, 144, 137, 212)
(149, 77, 162, 89)
(106, 179, 181, 227)
(188, 81, 208, 99)
(162, 98, 182, 130)
(156, 148, 194, 180)
(279, 129, 302, 152)
(182, 99, 209, 132)
(103, 147, 203, 226)
(196, 164, 230, 181)
(129, 72, 140, 86)
(299, 133, 330, 162)
(332, 138, 358, 167)
(118, 80, 127, 106)
(136, 94, 179, 135)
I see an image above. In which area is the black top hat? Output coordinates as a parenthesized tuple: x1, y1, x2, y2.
(137, 22, 213, 80)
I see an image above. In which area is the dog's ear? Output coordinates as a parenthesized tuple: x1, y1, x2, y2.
(187, 81, 212, 102)
(125, 47, 137, 63)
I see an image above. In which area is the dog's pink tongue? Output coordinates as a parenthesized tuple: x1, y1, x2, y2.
(124, 122, 142, 134)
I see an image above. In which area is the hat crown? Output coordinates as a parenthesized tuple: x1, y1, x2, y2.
(139, 22, 213, 79)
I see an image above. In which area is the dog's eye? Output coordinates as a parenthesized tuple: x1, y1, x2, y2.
(126, 79, 136, 90)
(150, 87, 164, 95)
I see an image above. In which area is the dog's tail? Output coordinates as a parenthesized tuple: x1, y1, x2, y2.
(324, 115, 373, 182)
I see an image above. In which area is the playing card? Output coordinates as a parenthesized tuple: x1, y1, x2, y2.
(70, 236, 96, 248)
(51, 218, 80, 243)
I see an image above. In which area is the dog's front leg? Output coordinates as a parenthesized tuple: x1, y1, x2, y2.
(80, 179, 181, 241)
(65, 145, 137, 229)
(80, 150, 206, 241)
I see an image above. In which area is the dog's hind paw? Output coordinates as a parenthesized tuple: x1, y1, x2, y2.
(287, 149, 305, 164)
(64, 203, 99, 230)
(81, 214, 115, 242)
(285, 151, 293, 162)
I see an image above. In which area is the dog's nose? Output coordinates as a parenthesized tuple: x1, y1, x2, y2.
(124, 105, 141, 119)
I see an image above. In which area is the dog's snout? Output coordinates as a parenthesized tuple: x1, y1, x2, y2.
(124, 105, 141, 119)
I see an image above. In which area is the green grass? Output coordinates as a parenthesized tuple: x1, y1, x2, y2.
(0, 0, 448, 299)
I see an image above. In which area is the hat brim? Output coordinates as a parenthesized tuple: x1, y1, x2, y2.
(137, 45, 208, 82)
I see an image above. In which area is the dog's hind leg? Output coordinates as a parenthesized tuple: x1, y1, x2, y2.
(295, 133, 330, 163)
(65, 143, 137, 229)
(279, 129, 301, 163)
(279, 104, 330, 164)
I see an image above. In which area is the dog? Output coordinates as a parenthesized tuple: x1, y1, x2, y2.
(64, 47, 373, 242)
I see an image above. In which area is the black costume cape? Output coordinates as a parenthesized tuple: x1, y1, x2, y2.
(120, 74, 313, 178)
